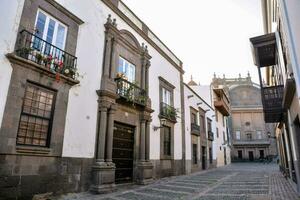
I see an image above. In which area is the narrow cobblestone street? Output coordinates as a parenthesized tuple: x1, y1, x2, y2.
(57, 163, 299, 200)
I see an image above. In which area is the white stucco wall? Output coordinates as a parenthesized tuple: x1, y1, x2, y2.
(184, 85, 216, 162)
(56, 0, 183, 159)
(0, 0, 25, 129)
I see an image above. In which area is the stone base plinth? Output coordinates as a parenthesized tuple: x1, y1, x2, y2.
(136, 161, 153, 185)
(90, 162, 116, 194)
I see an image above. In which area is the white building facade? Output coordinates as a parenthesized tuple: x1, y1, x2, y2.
(0, 0, 188, 198)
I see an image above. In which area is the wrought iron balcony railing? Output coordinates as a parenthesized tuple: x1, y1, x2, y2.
(261, 85, 284, 122)
(115, 78, 147, 106)
(15, 30, 77, 79)
(208, 131, 214, 141)
(160, 102, 177, 122)
(191, 123, 200, 136)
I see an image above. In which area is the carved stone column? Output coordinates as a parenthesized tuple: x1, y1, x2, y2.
(145, 121, 150, 161)
(136, 114, 153, 185)
(96, 106, 108, 163)
(140, 120, 146, 161)
(90, 100, 116, 193)
(106, 105, 116, 164)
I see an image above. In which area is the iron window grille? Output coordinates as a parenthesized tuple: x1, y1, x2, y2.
(16, 83, 56, 147)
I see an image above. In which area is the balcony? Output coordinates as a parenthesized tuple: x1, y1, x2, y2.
(261, 85, 284, 123)
(191, 123, 200, 136)
(208, 131, 214, 141)
(250, 33, 284, 123)
(115, 78, 147, 106)
(15, 30, 77, 80)
(159, 102, 177, 122)
(213, 89, 230, 116)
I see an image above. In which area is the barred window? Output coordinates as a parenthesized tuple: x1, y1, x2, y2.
(17, 83, 56, 147)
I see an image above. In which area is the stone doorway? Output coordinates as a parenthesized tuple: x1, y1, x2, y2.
(112, 122, 135, 183)
(249, 151, 254, 161)
(202, 146, 206, 170)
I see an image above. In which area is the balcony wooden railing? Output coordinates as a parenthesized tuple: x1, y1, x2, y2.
(15, 30, 77, 79)
(261, 85, 284, 122)
(160, 102, 177, 122)
(213, 89, 230, 116)
(208, 131, 214, 141)
(191, 123, 200, 136)
(115, 78, 147, 106)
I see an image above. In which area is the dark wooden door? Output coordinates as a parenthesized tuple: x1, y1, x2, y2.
(249, 151, 254, 161)
(223, 148, 227, 165)
(113, 123, 134, 183)
(201, 146, 206, 170)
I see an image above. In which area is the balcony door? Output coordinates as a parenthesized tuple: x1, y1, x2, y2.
(33, 9, 67, 59)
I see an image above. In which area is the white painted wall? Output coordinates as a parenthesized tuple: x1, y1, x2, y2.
(186, 84, 217, 161)
(0, 0, 25, 129)
(56, 0, 183, 159)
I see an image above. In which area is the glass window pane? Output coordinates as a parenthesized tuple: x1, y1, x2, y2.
(55, 24, 66, 49)
(46, 19, 55, 44)
(36, 12, 46, 38)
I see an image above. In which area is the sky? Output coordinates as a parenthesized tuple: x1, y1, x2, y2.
(122, 0, 264, 85)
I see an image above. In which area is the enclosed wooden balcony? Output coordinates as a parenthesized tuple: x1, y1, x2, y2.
(250, 33, 284, 123)
(213, 88, 230, 116)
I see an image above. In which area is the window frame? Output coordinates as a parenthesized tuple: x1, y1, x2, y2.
(236, 130, 241, 140)
(34, 9, 68, 50)
(16, 82, 56, 147)
(117, 56, 136, 82)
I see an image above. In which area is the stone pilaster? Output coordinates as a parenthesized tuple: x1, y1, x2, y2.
(106, 105, 116, 164)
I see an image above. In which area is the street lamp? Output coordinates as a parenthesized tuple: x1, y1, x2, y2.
(153, 118, 167, 131)
(267, 131, 276, 139)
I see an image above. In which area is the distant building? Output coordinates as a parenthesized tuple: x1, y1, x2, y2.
(212, 74, 277, 162)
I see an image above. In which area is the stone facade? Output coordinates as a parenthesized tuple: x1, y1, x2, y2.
(212, 74, 277, 162)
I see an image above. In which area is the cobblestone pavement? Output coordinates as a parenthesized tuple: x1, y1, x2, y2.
(57, 163, 299, 200)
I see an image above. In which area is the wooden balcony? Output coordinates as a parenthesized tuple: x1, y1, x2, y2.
(213, 88, 230, 116)
(261, 85, 284, 123)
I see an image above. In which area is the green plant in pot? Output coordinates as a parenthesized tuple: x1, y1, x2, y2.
(35, 53, 43, 64)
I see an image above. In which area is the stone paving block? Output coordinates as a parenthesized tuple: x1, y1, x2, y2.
(117, 192, 168, 200)
(152, 184, 197, 193)
(136, 188, 187, 199)
(194, 195, 249, 200)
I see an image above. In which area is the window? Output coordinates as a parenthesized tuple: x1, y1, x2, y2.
(215, 110, 218, 122)
(257, 131, 262, 139)
(34, 10, 67, 50)
(223, 131, 226, 143)
(162, 87, 171, 105)
(207, 119, 212, 132)
(192, 144, 198, 164)
(200, 115, 205, 132)
(17, 83, 55, 147)
(191, 112, 197, 124)
(216, 128, 219, 138)
(163, 126, 171, 156)
(247, 133, 252, 140)
(118, 57, 136, 82)
(236, 131, 241, 140)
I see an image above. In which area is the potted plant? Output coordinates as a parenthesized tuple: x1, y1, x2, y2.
(35, 53, 43, 64)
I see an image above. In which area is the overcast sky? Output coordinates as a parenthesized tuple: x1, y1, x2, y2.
(122, 0, 264, 85)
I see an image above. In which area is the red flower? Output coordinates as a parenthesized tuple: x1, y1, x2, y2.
(55, 73, 60, 82)
(58, 61, 64, 68)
